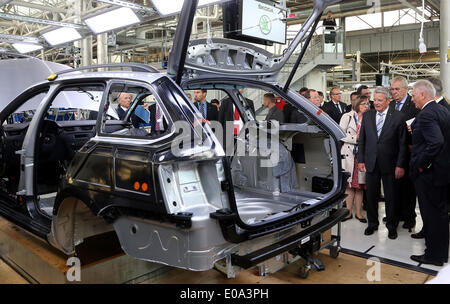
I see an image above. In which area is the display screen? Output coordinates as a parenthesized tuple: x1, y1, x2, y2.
(240, 0, 287, 45)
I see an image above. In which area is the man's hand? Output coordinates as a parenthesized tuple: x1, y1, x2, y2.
(407, 125, 412, 133)
(358, 163, 366, 172)
(395, 167, 405, 179)
(143, 103, 149, 110)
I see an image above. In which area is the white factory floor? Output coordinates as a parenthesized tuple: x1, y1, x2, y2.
(333, 202, 450, 275)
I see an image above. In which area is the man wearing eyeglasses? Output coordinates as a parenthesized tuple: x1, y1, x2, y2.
(322, 87, 348, 123)
(389, 76, 420, 233)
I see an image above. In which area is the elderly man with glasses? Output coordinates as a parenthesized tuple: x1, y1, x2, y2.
(322, 87, 348, 123)
(389, 76, 420, 233)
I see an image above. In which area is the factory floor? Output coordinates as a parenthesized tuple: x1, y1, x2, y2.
(0, 202, 445, 284)
(336, 202, 449, 275)
(0, 248, 434, 284)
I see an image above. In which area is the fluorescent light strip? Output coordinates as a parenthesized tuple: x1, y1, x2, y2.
(151, 0, 229, 17)
(83, 7, 140, 34)
(12, 43, 43, 54)
(42, 27, 82, 46)
(0, 33, 40, 43)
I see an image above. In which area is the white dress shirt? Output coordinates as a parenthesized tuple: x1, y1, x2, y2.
(376, 107, 389, 130)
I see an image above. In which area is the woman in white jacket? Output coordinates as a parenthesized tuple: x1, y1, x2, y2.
(339, 97, 370, 222)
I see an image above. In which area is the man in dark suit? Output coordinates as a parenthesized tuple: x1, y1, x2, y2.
(289, 89, 317, 124)
(115, 92, 148, 128)
(318, 91, 325, 107)
(264, 93, 284, 123)
(357, 87, 408, 239)
(357, 85, 375, 109)
(193, 89, 219, 122)
(116, 92, 132, 120)
(388, 76, 420, 231)
(409, 80, 450, 266)
(346, 92, 359, 112)
(427, 77, 450, 226)
(428, 77, 450, 112)
(322, 87, 347, 123)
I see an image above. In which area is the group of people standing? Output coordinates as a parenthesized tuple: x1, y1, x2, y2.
(318, 77, 449, 267)
(187, 83, 449, 266)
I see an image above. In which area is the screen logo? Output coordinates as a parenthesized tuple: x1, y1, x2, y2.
(259, 15, 272, 35)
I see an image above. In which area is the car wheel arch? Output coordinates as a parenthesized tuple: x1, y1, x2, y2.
(48, 193, 115, 255)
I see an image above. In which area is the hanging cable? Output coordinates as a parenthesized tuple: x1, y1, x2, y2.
(418, 0, 427, 53)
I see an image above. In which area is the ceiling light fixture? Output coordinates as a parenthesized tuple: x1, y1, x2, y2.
(83, 7, 141, 34)
(42, 27, 82, 46)
(150, 0, 230, 17)
(12, 42, 43, 54)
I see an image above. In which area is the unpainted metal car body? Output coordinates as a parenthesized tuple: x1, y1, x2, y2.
(0, 0, 348, 275)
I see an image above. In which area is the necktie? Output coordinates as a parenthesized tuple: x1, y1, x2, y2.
(155, 105, 161, 131)
(395, 102, 401, 111)
(376, 112, 385, 138)
(335, 103, 341, 113)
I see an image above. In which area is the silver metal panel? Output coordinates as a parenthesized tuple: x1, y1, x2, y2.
(0, 58, 67, 111)
(360, 37, 371, 53)
(403, 31, 415, 50)
(370, 35, 381, 53)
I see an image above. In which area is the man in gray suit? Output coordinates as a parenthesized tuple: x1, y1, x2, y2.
(263, 93, 284, 123)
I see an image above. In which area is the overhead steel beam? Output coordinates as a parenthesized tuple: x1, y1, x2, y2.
(0, 12, 84, 28)
(8, 1, 67, 13)
(95, 0, 156, 14)
(0, 0, 13, 7)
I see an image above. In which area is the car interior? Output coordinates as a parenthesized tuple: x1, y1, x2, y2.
(185, 86, 335, 225)
(0, 82, 174, 217)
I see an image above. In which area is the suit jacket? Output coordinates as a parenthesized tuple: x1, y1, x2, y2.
(389, 94, 419, 121)
(410, 101, 450, 186)
(116, 106, 142, 128)
(193, 101, 219, 121)
(149, 103, 168, 135)
(357, 108, 408, 174)
(266, 105, 284, 123)
(322, 101, 348, 124)
(390, 94, 419, 155)
(283, 103, 294, 123)
(117, 106, 127, 120)
(438, 97, 450, 112)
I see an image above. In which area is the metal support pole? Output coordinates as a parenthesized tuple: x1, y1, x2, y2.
(356, 51, 361, 83)
(97, 33, 108, 65)
(82, 36, 92, 66)
(440, 0, 450, 95)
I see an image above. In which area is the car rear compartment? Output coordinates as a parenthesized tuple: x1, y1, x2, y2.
(229, 124, 336, 226)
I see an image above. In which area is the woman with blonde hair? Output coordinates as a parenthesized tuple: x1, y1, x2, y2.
(339, 97, 370, 222)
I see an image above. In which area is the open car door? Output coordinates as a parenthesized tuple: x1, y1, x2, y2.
(167, 0, 342, 88)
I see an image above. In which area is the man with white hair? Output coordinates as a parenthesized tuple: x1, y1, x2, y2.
(409, 80, 450, 266)
(389, 76, 420, 232)
(357, 87, 408, 239)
